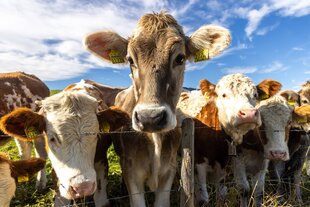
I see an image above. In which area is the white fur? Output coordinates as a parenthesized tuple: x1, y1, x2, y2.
(0, 162, 16, 207)
(177, 90, 208, 117)
(42, 91, 99, 199)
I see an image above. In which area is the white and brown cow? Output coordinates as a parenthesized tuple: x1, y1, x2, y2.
(180, 76, 309, 206)
(0, 79, 130, 207)
(177, 74, 263, 205)
(84, 12, 231, 206)
(0, 153, 46, 207)
(268, 83, 310, 205)
(0, 72, 49, 190)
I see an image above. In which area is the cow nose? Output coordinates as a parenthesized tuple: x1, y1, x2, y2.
(238, 108, 258, 121)
(69, 181, 96, 198)
(134, 109, 167, 131)
(270, 150, 287, 160)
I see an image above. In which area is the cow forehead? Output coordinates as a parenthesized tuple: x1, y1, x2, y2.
(42, 91, 98, 115)
(258, 96, 292, 123)
(215, 74, 256, 96)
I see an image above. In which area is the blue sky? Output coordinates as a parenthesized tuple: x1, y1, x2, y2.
(0, 0, 309, 90)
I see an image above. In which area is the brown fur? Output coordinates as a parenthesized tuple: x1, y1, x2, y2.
(257, 79, 282, 100)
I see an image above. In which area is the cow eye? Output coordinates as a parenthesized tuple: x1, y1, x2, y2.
(222, 94, 226, 98)
(302, 99, 308, 104)
(127, 56, 134, 65)
(175, 54, 185, 65)
(254, 93, 258, 98)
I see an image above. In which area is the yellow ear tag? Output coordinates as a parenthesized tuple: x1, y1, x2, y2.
(24, 126, 39, 139)
(102, 121, 110, 133)
(204, 93, 210, 100)
(194, 48, 209, 62)
(288, 99, 296, 106)
(109, 49, 125, 64)
(297, 116, 307, 124)
(18, 175, 29, 183)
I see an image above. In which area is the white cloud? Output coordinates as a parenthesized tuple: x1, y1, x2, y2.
(259, 61, 287, 73)
(305, 70, 310, 74)
(292, 47, 304, 51)
(256, 22, 279, 35)
(245, 5, 271, 39)
(223, 66, 257, 74)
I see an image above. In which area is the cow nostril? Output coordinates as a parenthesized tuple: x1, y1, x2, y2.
(238, 110, 246, 117)
(134, 111, 140, 123)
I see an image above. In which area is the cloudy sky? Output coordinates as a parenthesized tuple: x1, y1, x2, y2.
(0, 0, 309, 90)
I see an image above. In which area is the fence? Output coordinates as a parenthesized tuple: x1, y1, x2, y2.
(1, 119, 309, 207)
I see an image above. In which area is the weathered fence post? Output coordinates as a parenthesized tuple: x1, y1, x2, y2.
(180, 118, 195, 207)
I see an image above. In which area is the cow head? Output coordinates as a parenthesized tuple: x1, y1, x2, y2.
(84, 12, 231, 133)
(0, 91, 130, 199)
(257, 90, 310, 160)
(215, 74, 261, 144)
(298, 81, 310, 132)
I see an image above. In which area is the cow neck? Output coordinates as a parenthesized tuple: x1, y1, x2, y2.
(195, 101, 221, 131)
(150, 132, 162, 190)
(240, 127, 264, 152)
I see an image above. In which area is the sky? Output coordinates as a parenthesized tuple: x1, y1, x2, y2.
(0, 0, 309, 90)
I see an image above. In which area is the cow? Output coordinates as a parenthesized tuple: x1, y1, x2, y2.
(268, 81, 310, 205)
(0, 79, 131, 207)
(84, 11, 231, 207)
(0, 71, 49, 190)
(299, 81, 310, 176)
(178, 76, 308, 206)
(0, 153, 46, 207)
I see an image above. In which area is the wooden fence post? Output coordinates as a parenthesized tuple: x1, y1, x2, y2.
(180, 118, 195, 207)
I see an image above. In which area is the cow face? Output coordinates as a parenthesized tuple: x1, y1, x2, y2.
(298, 81, 310, 132)
(215, 74, 261, 144)
(258, 90, 310, 161)
(84, 12, 231, 133)
(0, 92, 130, 200)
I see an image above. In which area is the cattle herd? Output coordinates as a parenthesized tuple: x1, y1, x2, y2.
(0, 12, 309, 207)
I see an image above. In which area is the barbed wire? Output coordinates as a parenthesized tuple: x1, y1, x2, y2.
(0, 126, 308, 139)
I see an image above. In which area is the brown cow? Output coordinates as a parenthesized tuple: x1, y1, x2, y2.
(0, 72, 49, 190)
(0, 79, 130, 207)
(84, 12, 231, 206)
(0, 153, 45, 207)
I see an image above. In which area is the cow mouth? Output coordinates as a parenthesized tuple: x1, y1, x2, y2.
(235, 121, 259, 129)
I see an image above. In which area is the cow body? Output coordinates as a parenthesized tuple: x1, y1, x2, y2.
(0, 153, 45, 207)
(0, 72, 49, 190)
(84, 11, 231, 207)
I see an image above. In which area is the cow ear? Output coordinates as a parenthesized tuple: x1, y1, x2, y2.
(84, 31, 128, 64)
(0, 108, 45, 141)
(187, 25, 231, 62)
(199, 79, 216, 98)
(256, 79, 282, 100)
(279, 90, 300, 107)
(11, 158, 46, 182)
(97, 106, 130, 132)
(294, 105, 310, 117)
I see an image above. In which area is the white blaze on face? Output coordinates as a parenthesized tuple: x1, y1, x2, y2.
(215, 74, 261, 143)
(258, 95, 291, 161)
(42, 91, 99, 199)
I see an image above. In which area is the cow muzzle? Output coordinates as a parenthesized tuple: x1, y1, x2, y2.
(236, 108, 261, 127)
(69, 181, 96, 198)
(132, 104, 176, 132)
(268, 150, 289, 161)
